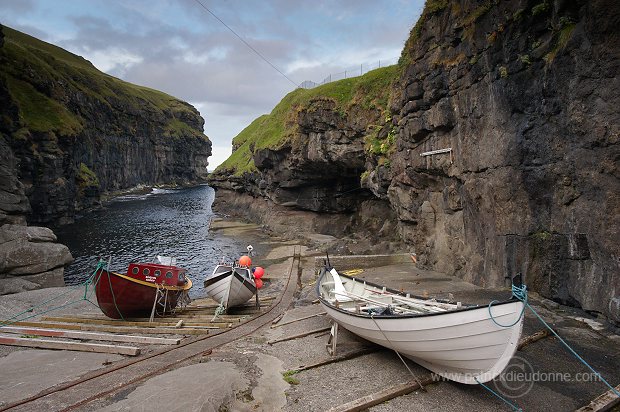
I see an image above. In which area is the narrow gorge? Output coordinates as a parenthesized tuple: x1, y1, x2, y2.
(209, 0, 620, 323)
(0, 24, 212, 293)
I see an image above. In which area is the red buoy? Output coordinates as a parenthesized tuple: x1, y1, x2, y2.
(254, 266, 265, 279)
(255, 278, 263, 289)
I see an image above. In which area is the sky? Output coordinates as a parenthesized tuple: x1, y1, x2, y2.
(0, 0, 424, 169)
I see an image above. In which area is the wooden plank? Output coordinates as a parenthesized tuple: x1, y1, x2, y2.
(518, 329, 550, 350)
(292, 347, 378, 373)
(0, 326, 181, 345)
(271, 312, 326, 328)
(0, 333, 140, 356)
(41, 316, 228, 328)
(267, 327, 331, 345)
(575, 384, 620, 412)
(6, 321, 211, 335)
(327, 375, 436, 412)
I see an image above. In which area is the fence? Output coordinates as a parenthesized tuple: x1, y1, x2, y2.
(299, 56, 399, 89)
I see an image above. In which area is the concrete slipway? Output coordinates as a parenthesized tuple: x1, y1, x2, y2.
(0, 219, 618, 411)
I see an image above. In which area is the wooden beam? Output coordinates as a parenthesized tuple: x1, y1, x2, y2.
(0, 326, 181, 345)
(41, 316, 225, 328)
(575, 384, 620, 412)
(5, 321, 211, 335)
(267, 327, 331, 345)
(0, 333, 140, 356)
(327, 375, 436, 412)
(292, 347, 378, 373)
(40, 316, 227, 328)
(271, 312, 326, 328)
(518, 329, 550, 350)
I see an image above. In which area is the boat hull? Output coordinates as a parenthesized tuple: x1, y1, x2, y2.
(94, 268, 192, 319)
(318, 269, 524, 384)
(204, 265, 256, 309)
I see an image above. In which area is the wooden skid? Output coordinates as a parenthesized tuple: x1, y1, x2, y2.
(5, 321, 211, 335)
(41, 316, 228, 328)
(0, 333, 140, 356)
(267, 327, 332, 345)
(575, 384, 620, 412)
(327, 375, 436, 412)
(0, 326, 181, 345)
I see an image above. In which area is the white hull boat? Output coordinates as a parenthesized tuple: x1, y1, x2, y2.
(317, 266, 525, 384)
(204, 264, 257, 310)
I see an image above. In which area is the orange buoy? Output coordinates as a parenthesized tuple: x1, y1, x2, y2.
(239, 255, 252, 267)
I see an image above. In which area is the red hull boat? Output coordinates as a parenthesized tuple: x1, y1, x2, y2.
(94, 261, 192, 319)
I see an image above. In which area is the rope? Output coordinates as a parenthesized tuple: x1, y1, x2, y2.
(523, 301, 620, 398)
(488, 284, 527, 328)
(475, 377, 522, 411)
(370, 313, 426, 391)
(486, 283, 620, 400)
(0, 260, 107, 327)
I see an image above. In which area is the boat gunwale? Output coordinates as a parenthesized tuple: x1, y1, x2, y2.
(102, 269, 193, 291)
(316, 267, 519, 319)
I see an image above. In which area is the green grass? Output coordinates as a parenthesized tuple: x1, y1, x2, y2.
(282, 370, 300, 385)
(1, 25, 200, 138)
(216, 66, 399, 176)
(5, 75, 83, 135)
(77, 163, 100, 188)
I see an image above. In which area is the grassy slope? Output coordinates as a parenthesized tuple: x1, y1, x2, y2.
(216, 65, 399, 176)
(0, 26, 201, 138)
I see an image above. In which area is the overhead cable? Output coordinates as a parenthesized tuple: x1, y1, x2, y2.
(192, 0, 299, 88)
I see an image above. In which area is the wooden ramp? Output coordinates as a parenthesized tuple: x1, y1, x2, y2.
(0, 295, 275, 356)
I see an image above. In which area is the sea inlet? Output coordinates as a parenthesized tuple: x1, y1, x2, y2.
(54, 184, 247, 298)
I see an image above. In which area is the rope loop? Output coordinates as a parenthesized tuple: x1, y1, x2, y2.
(488, 284, 527, 328)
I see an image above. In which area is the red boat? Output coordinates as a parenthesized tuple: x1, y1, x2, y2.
(93, 260, 193, 319)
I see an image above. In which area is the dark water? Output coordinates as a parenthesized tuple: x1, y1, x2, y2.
(54, 185, 246, 298)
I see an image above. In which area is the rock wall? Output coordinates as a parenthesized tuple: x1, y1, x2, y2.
(381, 0, 619, 321)
(210, 0, 619, 323)
(0, 135, 73, 294)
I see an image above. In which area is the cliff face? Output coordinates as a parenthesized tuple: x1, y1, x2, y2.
(384, 0, 619, 321)
(210, 0, 619, 323)
(0, 25, 211, 225)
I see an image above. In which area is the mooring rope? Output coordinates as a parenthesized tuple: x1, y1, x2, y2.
(0, 260, 107, 327)
(484, 283, 620, 406)
(370, 312, 426, 391)
(474, 377, 522, 411)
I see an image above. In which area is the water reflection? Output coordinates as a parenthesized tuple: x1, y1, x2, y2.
(54, 185, 245, 298)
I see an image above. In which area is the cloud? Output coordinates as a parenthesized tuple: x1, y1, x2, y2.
(0, 0, 424, 169)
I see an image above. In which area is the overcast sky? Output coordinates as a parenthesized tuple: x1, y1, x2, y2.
(1, 0, 423, 169)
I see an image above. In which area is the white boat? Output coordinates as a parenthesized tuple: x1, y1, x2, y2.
(203, 263, 257, 310)
(316, 266, 525, 384)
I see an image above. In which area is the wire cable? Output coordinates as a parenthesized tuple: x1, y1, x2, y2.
(192, 0, 299, 88)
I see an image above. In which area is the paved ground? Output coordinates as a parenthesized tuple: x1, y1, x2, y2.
(1, 219, 619, 411)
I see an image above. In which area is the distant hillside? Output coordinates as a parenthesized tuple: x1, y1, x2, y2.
(0, 24, 211, 224)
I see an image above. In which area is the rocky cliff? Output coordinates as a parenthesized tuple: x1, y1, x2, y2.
(0, 25, 212, 225)
(1, 118, 73, 294)
(0, 25, 211, 293)
(209, 0, 619, 323)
